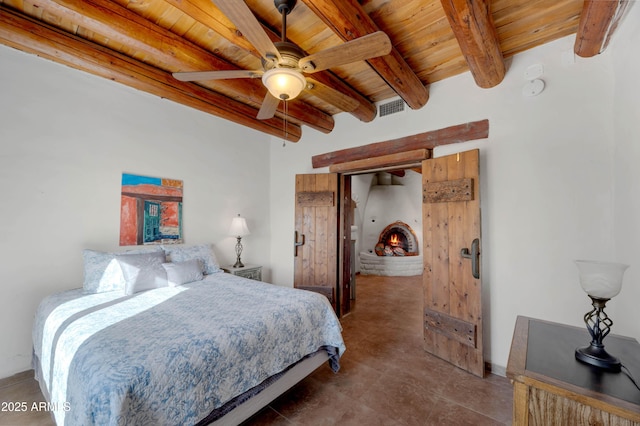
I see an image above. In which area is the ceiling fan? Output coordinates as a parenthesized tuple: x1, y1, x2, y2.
(172, 0, 392, 120)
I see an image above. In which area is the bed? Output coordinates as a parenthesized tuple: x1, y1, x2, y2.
(31, 245, 346, 425)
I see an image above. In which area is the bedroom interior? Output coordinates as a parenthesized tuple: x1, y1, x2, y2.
(2, 0, 640, 424)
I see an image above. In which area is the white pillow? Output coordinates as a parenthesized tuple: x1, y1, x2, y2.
(162, 259, 204, 287)
(116, 251, 168, 295)
(82, 246, 163, 293)
(162, 244, 222, 275)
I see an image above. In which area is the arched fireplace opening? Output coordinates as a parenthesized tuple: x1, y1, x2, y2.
(375, 221, 419, 256)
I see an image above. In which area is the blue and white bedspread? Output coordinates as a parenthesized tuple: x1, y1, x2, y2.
(32, 274, 346, 425)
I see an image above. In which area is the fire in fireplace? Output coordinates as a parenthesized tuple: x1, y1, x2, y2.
(374, 221, 419, 256)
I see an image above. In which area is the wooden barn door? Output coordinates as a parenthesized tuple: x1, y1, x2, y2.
(294, 173, 351, 316)
(422, 149, 484, 377)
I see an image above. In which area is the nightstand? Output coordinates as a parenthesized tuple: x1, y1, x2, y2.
(507, 316, 640, 425)
(221, 264, 262, 281)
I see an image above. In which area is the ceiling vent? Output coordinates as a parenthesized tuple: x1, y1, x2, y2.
(378, 98, 406, 118)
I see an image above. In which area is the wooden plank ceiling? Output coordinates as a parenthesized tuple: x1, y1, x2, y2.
(0, 0, 631, 142)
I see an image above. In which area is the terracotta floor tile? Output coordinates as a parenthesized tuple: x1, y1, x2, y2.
(425, 395, 507, 426)
(245, 274, 512, 425)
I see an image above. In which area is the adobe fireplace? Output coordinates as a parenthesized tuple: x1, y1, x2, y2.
(360, 220, 423, 276)
(374, 221, 419, 257)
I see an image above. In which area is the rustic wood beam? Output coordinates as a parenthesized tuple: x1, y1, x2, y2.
(306, 72, 376, 122)
(0, 6, 302, 141)
(388, 170, 406, 177)
(301, 0, 429, 110)
(39, 0, 333, 134)
(312, 119, 489, 168)
(439, 0, 505, 89)
(329, 149, 430, 174)
(164, 0, 376, 123)
(574, 0, 630, 58)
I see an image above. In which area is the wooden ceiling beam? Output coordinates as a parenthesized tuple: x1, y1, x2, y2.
(164, 0, 376, 123)
(301, 0, 429, 110)
(312, 119, 489, 168)
(439, 0, 506, 88)
(39, 0, 333, 134)
(0, 6, 302, 141)
(329, 149, 430, 174)
(574, 0, 631, 58)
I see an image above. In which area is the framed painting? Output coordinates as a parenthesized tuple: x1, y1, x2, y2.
(119, 173, 183, 246)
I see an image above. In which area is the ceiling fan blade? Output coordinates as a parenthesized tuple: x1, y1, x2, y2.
(172, 70, 261, 82)
(299, 31, 392, 73)
(257, 93, 280, 120)
(305, 79, 359, 112)
(212, 0, 281, 64)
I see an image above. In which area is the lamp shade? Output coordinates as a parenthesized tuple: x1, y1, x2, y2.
(229, 214, 250, 238)
(575, 260, 629, 299)
(262, 68, 306, 100)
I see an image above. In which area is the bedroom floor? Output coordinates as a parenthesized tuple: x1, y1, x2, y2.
(243, 274, 514, 426)
(0, 274, 513, 426)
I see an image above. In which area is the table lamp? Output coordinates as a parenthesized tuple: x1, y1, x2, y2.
(574, 260, 629, 372)
(229, 214, 250, 268)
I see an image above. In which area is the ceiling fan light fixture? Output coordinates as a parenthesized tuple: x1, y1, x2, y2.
(262, 68, 306, 100)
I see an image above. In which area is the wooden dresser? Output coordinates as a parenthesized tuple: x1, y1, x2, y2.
(507, 316, 640, 425)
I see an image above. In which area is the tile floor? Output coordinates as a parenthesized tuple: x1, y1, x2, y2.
(0, 274, 513, 425)
(243, 275, 513, 425)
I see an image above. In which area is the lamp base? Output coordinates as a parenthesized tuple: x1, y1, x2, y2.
(232, 259, 245, 268)
(575, 344, 621, 372)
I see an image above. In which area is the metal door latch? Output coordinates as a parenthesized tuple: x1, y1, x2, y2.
(294, 231, 305, 257)
(460, 238, 480, 279)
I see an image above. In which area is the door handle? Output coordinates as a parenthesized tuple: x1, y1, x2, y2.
(294, 231, 305, 257)
(460, 238, 480, 279)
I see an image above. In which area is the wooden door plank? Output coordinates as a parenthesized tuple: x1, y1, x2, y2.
(339, 175, 352, 315)
(303, 175, 316, 287)
(464, 151, 483, 377)
(423, 156, 451, 361)
(447, 152, 469, 370)
(294, 174, 304, 285)
(424, 178, 473, 203)
(315, 174, 330, 287)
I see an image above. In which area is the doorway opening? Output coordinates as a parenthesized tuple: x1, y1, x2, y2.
(348, 170, 424, 297)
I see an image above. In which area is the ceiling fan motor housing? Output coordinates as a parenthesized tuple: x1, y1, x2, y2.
(265, 41, 305, 70)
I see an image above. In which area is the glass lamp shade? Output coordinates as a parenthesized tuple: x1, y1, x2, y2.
(262, 68, 306, 100)
(575, 260, 629, 299)
(229, 215, 250, 238)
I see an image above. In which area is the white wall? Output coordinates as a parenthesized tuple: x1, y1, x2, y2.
(270, 6, 640, 371)
(612, 5, 640, 341)
(0, 46, 272, 378)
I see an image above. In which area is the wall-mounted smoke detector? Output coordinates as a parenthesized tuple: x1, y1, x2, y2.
(522, 79, 545, 97)
(522, 64, 545, 97)
(377, 98, 406, 118)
